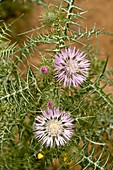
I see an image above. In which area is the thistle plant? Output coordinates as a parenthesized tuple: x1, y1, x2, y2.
(0, 0, 113, 170)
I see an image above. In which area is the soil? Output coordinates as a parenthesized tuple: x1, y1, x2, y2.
(76, 0, 113, 69)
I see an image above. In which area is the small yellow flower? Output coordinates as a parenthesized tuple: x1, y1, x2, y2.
(37, 153, 44, 160)
(64, 156, 67, 162)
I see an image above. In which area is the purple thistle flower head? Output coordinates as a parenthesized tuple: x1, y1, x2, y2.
(33, 107, 74, 147)
(54, 47, 90, 88)
(41, 67, 48, 73)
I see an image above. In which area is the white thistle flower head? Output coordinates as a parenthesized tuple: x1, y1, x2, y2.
(54, 47, 90, 88)
(33, 107, 74, 147)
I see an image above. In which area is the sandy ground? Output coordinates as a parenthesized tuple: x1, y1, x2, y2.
(76, 0, 113, 69)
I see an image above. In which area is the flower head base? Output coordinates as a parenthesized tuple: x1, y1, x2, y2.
(33, 107, 74, 147)
(54, 47, 90, 88)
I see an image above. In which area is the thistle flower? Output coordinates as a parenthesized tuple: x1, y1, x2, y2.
(48, 101, 53, 107)
(41, 67, 48, 73)
(33, 107, 74, 147)
(54, 47, 90, 87)
(42, 7, 58, 25)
